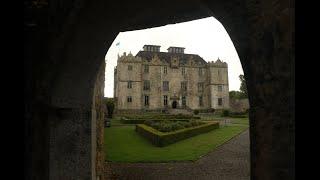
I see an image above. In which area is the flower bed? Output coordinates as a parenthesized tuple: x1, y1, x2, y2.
(135, 121, 219, 147)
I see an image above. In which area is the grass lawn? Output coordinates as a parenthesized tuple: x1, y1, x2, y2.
(104, 118, 248, 162)
(231, 118, 249, 125)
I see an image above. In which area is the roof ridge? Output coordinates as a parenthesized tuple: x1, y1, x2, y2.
(135, 50, 207, 65)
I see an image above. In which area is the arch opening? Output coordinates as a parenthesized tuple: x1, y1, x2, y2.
(24, 1, 294, 179)
(102, 17, 251, 179)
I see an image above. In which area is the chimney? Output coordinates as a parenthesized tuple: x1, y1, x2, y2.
(167, 46, 185, 53)
(143, 45, 161, 52)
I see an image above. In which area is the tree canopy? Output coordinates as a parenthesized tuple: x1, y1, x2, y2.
(239, 74, 248, 98)
(229, 74, 248, 99)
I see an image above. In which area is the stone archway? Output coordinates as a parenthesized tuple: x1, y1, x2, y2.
(24, 0, 294, 179)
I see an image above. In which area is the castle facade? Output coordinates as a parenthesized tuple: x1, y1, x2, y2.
(114, 45, 229, 113)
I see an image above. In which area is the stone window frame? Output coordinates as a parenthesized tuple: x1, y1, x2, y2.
(163, 95, 168, 106)
(144, 95, 149, 106)
(127, 81, 132, 89)
(181, 81, 187, 91)
(144, 64, 149, 73)
(163, 66, 167, 74)
(218, 85, 223, 92)
(198, 67, 203, 76)
(163, 81, 169, 91)
(143, 80, 150, 91)
(218, 98, 223, 106)
(198, 82, 204, 92)
(182, 96, 186, 106)
(128, 65, 133, 71)
(199, 96, 203, 107)
(182, 67, 186, 75)
(127, 96, 132, 103)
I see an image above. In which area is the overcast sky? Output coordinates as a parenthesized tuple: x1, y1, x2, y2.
(104, 17, 243, 97)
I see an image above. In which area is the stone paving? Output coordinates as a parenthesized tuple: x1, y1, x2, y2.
(104, 129, 250, 180)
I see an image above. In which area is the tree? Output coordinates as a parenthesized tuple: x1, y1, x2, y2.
(229, 90, 241, 99)
(239, 74, 248, 98)
(104, 98, 115, 118)
(229, 90, 246, 99)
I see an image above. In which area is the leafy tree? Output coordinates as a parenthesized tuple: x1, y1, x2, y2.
(229, 75, 248, 99)
(229, 91, 241, 99)
(104, 98, 115, 118)
(229, 90, 245, 99)
(239, 74, 248, 98)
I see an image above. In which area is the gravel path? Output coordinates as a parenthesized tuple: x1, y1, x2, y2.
(104, 129, 250, 180)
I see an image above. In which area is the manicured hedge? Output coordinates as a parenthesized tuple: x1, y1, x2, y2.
(120, 117, 190, 124)
(123, 114, 200, 120)
(229, 114, 248, 118)
(135, 122, 219, 147)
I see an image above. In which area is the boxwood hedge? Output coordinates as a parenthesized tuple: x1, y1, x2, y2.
(135, 122, 219, 147)
(120, 118, 190, 124)
(123, 114, 200, 120)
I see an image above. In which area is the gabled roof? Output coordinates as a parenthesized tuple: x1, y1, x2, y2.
(135, 51, 207, 65)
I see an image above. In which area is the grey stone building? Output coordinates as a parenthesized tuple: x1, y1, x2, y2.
(114, 45, 229, 113)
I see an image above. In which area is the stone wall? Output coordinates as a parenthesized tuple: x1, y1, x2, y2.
(24, 0, 294, 179)
(93, 61, 106, 180)
(208, 61, 229, 109)
(229, 98, 250, 113)
(115, 53, 229, 111)
(115, 55, 143, 110)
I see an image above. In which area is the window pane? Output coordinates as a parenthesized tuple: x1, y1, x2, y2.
(144, 96, 149, 106)
(182, 96, 186, 106)
(163, 81, 169, 91)
(144, 81, 150, 90)
(164, 95, 168, 106)
(127, 96, 132, 102)
(198, 68, 202, 76)
(164, 66, 167, 74)
(144, 65, 149, 73)
(127, 81, 132, 89)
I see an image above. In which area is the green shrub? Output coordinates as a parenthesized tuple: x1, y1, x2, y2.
(104, 98, 115, 118)
(121, 118, 191, 124)
(228, 111, 248, 118)
(144, 120, 154, 126)
(136, 122, 220, 147)
(171, 122, 184, 131)
(145, 119, 205, 132)
(221, 109, 230, 117)
(124, 114, 198, 120)
(230, 115, 247, 118)
(120, 117, 146, 124)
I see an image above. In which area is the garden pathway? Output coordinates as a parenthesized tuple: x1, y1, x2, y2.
(104, 129, 250, 180)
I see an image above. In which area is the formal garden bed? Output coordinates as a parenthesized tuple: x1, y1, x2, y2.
(120, 114, 200, 124)
(136, 120, 219, 147)
(104, 114, 249, 162)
